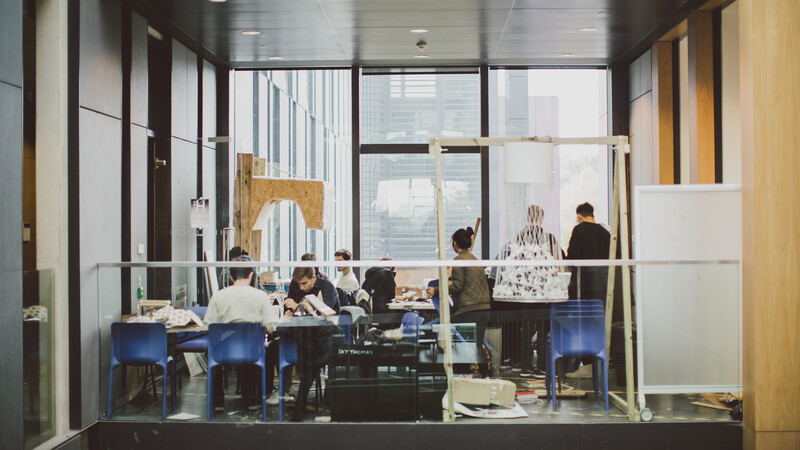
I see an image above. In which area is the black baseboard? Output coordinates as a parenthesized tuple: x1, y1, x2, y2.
(87, 420, 742, 450)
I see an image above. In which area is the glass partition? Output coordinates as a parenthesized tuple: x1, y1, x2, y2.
(23, 269, 56, 449)
(97, 260, 740, 425)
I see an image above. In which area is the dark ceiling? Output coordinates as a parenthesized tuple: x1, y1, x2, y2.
(137, 0, 705, 69)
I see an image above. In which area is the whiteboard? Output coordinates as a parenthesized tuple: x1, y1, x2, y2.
(632, 184, 741, 397)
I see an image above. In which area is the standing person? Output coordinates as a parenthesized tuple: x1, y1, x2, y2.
(427, 227, 491, 375)
(333, 248, 359, 292)
(564, 202, 611, 379)
(493, 205, 563, 377)
(205, 256, 279, 412)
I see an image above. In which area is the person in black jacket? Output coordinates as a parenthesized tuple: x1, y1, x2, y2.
(565, 202, 611, 300)
(361, 256, 398, 327)
(564, 202, 611, 379)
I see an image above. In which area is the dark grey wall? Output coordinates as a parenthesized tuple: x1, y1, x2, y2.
(0, 0, 23, 447)
(130, 11, 148, 306)
(77, 0, 122, 427)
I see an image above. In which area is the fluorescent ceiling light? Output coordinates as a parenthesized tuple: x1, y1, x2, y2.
(242, 30, 261, 36)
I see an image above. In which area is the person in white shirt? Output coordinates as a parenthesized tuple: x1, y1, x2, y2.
(205, 256, 279, 412)
(333, 248, 359, 292)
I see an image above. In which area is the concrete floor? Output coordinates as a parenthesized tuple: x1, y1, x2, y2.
(108, 364, 737, 425)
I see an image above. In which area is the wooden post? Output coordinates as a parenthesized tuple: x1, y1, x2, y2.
(431, 138, 456, 422)
(605, 148, 621, 363)
(469, 217, 481, 251)
(617, 143, 638, 421)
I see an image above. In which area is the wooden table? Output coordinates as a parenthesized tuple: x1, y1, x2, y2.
(122, 315, 208, 333)
(387, 301, 437, 311)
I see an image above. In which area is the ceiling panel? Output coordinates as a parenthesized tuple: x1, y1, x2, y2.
(134, 0, 702, 68)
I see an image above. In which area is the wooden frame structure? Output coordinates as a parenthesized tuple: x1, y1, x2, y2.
(429, 135, 638, 422)
(233, 153, 332, 257)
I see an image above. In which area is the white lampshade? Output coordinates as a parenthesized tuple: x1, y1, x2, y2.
(503, 141, 554, 184)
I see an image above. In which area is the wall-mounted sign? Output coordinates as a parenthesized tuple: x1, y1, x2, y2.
(190, 198, 210, 229)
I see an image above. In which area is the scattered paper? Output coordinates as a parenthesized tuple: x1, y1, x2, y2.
(167, 412, 201, 421)
(442, 394, 528, 419)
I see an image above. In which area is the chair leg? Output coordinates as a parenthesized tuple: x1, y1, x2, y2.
(602, 357, 609, 410)
(261, 365, 267, 422)
(207, 363, 214, 421)
(107, 364, 115, 420)
(278, 368, 285, 422)
(161, 363, 167, 421)
(120, 365, 127, 412)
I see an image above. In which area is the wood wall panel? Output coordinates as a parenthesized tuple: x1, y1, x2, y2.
(741, 0, 800, 442)
(688, 11, 716, 184)
(652, 41, 675, 184)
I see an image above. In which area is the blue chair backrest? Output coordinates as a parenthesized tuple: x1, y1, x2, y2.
(279, 333, 298, 367)
(427, 280, 441, 311)
(184, 306, 208, 319)
(550, 315, 606, 357)
(338, 313, 354, 344)
(207, 323, 265, 366)
(110, 322, 167, 365)
(402, 312, 425, 343)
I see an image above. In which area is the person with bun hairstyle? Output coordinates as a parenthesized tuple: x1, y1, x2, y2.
(427, 227, 491, 373)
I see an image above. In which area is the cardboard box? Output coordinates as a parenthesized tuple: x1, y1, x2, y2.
(453, 377, 516, 407)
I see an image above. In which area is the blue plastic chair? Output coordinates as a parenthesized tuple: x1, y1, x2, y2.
(175, 306, 209, 352)
(546, 310, 608, 411)
(338, 313, 354, 345)
(402, 311, 425, 343)
(278, 333, 323, 421)
(107, 322, 175, 421)
(206, 323, 267, 420)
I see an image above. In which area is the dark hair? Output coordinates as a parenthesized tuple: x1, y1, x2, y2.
(229, 255, 255, 281)
(576, 202, 594, 217)
(301, 252, 317, 261)
(334, 249, 352, 260)
(292, 266, 315, 282)
(451, 227, 474, 250)
(229, 246, 248, 260)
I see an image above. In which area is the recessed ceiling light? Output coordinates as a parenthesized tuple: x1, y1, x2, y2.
(268, 56, 284, 60)
(560, 53, 576, 57)
(410, 28, 429, 33)
(579, 27, 598, 32)
(208, 0, 226, 3)
(414, 54, 430, 58)
(241, 30, 261, 36)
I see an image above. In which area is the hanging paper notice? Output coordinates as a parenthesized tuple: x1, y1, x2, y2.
(190, 198, 210, 229)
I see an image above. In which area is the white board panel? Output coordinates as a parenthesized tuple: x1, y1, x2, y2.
(633, 184, 741, 396)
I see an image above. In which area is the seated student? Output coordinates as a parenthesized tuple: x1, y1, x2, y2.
(205, 256, 279, 412)
(218, 246, 248, 289)
(333, 248, 359, 292)
(283, 267, 339, 421)
(286, 253, 327, 312)
(285, 266, 339, 314)
(361, 256, 398, 327)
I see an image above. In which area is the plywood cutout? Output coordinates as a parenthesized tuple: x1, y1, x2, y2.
(234, 153, 332, 257)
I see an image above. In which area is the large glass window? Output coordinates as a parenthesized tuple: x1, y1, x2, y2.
(361, 73, 481, 144)
(361, 153, 482, 260)
(489, 69, 609, 253)
(234, 70, 352, 275)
